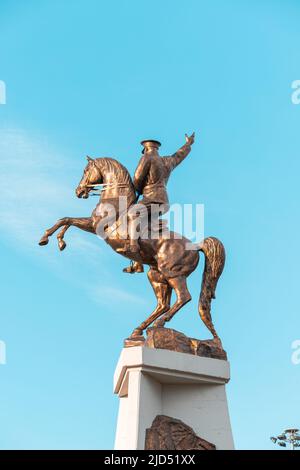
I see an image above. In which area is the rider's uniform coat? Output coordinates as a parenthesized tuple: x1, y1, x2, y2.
(133, 142, 192, 213)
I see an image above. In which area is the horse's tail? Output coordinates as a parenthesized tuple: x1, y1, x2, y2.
(197, 237, 226, 339)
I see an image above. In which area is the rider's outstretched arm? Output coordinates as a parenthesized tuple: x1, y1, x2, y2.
(163, 133, 195, 171)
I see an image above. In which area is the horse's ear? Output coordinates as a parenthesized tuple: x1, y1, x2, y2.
(86, 156, 94, 162)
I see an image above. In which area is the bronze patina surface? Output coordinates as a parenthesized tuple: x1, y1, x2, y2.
(145, 327, 227, 360)
(39, 134, 226, 347)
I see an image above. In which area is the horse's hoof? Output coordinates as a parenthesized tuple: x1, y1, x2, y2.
(58, 240, 66, 251)
(131, 328, 143, 337)
(124, 329, 145, 348)
(124, 336, 145, 347)
(39, 236, 49, 246)
(153, 319, 165, 328)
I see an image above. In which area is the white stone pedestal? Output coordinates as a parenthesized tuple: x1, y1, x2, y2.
(114, 346, 234, 450)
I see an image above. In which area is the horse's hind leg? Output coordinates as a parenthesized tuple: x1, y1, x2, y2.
(153, 276, 191, 328)
(129, 268, 172, 339)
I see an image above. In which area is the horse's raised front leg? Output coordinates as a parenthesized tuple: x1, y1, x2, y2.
(56, 224, 69, 251)
(39, 217, 95, 250)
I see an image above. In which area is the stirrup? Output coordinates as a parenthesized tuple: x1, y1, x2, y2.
(123, 261, 144, 274)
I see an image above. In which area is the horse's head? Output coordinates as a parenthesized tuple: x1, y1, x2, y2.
(76, 156, 102, 199)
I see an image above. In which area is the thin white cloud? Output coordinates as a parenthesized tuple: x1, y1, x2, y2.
(0, 127, 76, 245)
(89, 284, 146, 307)
(0, 128, 141, 309)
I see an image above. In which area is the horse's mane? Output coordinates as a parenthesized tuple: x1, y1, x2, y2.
(94, 157, 133, 185)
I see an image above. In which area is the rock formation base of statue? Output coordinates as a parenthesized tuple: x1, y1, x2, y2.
(114, 328, 234, 450)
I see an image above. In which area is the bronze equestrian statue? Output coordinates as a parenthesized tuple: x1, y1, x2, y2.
(39, 134, 225, 343)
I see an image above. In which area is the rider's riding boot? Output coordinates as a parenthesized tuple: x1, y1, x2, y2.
(123, 261, 144, 274)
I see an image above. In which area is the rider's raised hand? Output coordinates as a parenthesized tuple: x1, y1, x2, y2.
(185, 132, 195, 146)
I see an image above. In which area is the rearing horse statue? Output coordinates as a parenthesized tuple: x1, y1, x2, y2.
(39, 156, 225, 343)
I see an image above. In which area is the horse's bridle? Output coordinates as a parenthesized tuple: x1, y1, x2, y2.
(83, 161, 129, 195)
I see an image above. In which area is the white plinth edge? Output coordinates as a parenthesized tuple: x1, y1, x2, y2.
(114, 346, 234, 450)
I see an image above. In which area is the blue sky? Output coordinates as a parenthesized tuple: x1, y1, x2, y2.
(0, 0, 300, 450)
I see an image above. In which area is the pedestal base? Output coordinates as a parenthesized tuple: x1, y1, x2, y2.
(114, 345, 234, 450)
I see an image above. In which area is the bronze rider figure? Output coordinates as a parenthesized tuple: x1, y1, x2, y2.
(120, 132, 195, 274)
